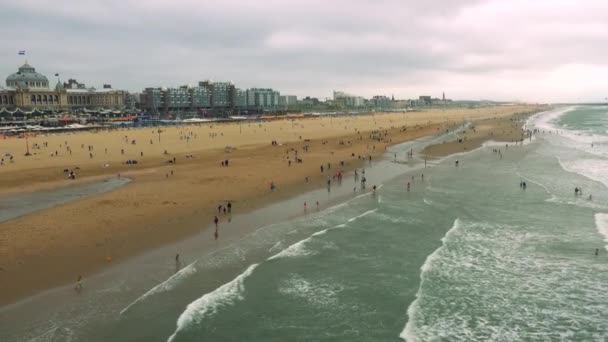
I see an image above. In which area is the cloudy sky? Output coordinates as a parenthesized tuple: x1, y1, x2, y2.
(2, 0, 608, 102)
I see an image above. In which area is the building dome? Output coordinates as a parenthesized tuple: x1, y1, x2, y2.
(6, 62, 50, 89)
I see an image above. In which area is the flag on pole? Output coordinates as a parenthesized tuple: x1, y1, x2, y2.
(18, 50, 26, 55)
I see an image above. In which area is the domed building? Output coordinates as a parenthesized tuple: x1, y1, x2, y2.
(0, 61, 126, 115)
(6, 63, 50, 89)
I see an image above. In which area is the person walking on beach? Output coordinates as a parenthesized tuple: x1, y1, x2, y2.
(214, 216, 219, 228)
(227, 201, 232, 213)
(75, 275, 83, 293)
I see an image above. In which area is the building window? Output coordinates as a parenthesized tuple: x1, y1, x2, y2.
(54, 95, 58, 104)
(31, 95, 36, 104)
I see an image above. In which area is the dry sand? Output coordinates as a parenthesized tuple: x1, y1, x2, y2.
(0, 105, 546, 305)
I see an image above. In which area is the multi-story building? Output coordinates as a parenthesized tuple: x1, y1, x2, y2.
(164, 86, 190, 112)
(231, 88, 247, 109)
(64, 79, 86, 89)
(124, 92, 140, 110)
(279, 95, 298, 107)
(138, 82, 284, 115)
(0, 62, 125, 113)
(372, 95, 391, 109)
(246, 89, 256, 108)
(213, 82, 232, 107)
(198, 81, 233, 108)
(248, 88, 280, 110)
(333, 90, 365, 107)
(143, 88, 164, 114)
(419, 95, 432, 106)
(190, 86, 211, 108)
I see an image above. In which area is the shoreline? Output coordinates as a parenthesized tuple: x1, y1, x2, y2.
(422, 110, 541, 158)
(0, 105, 546, 306)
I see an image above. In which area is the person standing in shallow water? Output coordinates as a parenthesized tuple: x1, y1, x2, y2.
(75, 275, 83, 292)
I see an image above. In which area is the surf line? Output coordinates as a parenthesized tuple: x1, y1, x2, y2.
(268, 208, 379, 261)
(399, 218, 462, 342)
(167, 207, 382, 340)
(167, 264, 259, 342)
(122, 186, 382, 315)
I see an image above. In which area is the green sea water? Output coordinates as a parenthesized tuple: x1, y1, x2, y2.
(2, 106, 608, 341)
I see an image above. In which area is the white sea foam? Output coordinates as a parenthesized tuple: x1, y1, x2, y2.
(558, 157, 608, 189)
(372, 211, 421, 225)
(268, 209, 377, 261)
(530, 106, 608, 159)
(347, 209, 378, 222)
(400, 218, 461, 341)
(120, 262, 197, 315)
(423, 198, 432, 205)
(312, 229, 328, 237)
(594, 213, 608, 251)
(268, 241, 283, 253)
(167, 264, 258, 342)
(278, 274, 344, 308)
(526, 106, 574, 132)
(268, 237, 315, 260)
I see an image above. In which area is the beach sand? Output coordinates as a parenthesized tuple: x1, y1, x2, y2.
(0, 105, 545, 305)
(423, 112, 536, 157)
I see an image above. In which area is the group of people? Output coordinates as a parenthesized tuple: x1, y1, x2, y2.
(213, 201, 233, 240)
(574, 187, 592, 200)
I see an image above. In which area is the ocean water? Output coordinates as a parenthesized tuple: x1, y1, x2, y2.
(2, 106, 608, 341)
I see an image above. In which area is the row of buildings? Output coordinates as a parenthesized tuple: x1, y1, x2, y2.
(331, 91, 450, 109)
(0, 62, 127, 113)
(0, 62, 298, 116)
(0, 61, 452, 120)
(142, 83, 296, 115)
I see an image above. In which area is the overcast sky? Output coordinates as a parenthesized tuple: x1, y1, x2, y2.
(2, 0, 608, 102)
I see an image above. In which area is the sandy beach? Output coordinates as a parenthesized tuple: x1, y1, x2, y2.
(0, 105, 545, 305)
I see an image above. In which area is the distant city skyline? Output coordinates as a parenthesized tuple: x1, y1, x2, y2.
(2, 0, 608, 103)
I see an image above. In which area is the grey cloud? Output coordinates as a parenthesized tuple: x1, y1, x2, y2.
(1, 0, 608, 102)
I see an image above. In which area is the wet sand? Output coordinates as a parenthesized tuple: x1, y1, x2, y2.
(0, 105, 546, 305)
(423, 111, 539, 157)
